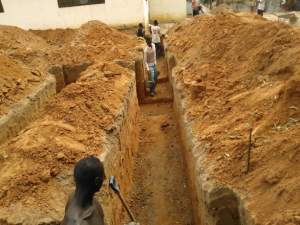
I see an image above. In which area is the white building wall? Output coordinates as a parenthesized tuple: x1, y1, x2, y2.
(186, 0, 193, 15)
(149, 0, 186, 22)
(0, 0, 147, 29)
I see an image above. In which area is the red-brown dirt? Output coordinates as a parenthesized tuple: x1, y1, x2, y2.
(167, 12, 300, 225)
(0, 62, 133, 209)
(0, 21, 141, 116)
(33, 21, 142, 65)
(0, 54, 46, 115)
(0, 21, 142, 225)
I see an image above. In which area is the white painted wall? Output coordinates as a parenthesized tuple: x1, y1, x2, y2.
(0, 0, 147, 29)
(149, 0, 186, 22)
(143, 0, 150, 26)
(187, 0, 193, 15)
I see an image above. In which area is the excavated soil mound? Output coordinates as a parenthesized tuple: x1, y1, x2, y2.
(35, 21, 141, 65)
(31, 28, 76, 46)
(0, 25, 55, 118)
(0, 62, 134, 224)
(0, 54, 46, 116)
(0, 25, 48, 53)
(167, 13, 300, 225)
(0, 25, 52, 74)
(0, 21, 140, 116)
(1, 21, 140, 70)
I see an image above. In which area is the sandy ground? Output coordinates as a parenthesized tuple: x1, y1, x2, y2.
(0, 22, 141, 225)
(1, 10, 299, 225)
(0, 54, 46, 116)
(167, 12, 300, 225)
(117, 57, 193, 225)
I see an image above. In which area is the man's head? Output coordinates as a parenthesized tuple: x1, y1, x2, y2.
(145, 36, 152, 47)
(154, 20, 159, 26)
(74, 156, 105, 193)
(138, 23, 143, 28)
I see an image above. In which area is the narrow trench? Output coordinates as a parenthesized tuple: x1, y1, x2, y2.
(49, 62, 91, 93)
(127, 57, 194, 225)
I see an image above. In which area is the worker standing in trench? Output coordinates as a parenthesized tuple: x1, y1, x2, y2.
(136, 23, 145, 38)
(144, 36, 158, 97)
(257, 0, 266, 16)
(149, 20, 161, 57)
(192, 0, 204, 16)
(61, 156, 106, 225)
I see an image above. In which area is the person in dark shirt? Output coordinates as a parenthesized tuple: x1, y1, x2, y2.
(136, 23, 145, 38)
(61, 156, 106, 225)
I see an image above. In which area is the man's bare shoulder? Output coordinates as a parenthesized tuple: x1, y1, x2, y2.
(61, 195, 104, 225)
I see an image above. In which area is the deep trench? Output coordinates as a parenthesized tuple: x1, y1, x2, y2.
(0, 34, 245, 225)
(124, 54, 243, 225)
(126, 57, 194, 225)
(49, 55, 244, 225)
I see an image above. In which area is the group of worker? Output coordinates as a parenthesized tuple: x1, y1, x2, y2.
(60, 23, 163, 225)
(191, 0, 266, 16)
(60, 3, 272, 224)
(137, 20, 161, 97)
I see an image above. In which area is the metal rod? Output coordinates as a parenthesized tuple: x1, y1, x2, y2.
(117, 192, 136, 222)
(246, 128, 253, 173)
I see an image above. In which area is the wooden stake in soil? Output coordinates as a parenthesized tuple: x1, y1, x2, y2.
(246, 128, 253, 173)
(135, 58, 146, 103)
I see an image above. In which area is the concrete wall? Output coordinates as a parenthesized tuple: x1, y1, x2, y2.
(0, 0, 147, 29)
(187, 0, 193, 15)
(149, 0, 186, 22)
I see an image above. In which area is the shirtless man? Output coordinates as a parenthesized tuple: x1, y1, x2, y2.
(61, 156, 105, 225)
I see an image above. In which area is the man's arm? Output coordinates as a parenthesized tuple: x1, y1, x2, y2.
(149, 24, 153, 34)
(153, 44, 157, 65)
(144, 49, 149, 71)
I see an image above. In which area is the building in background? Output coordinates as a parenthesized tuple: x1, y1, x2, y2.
(0, 0, 151, 29)
(0, 0, 186, 30)
(148, 0, 187, 22)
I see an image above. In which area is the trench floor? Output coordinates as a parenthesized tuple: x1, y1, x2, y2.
(128, 59, 193, 225)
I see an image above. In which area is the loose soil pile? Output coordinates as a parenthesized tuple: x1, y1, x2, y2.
(0, 62, 134, 223)
(0, 20, 141, 224)
(0, 21, 140, 115)
(33, 21, 141, 65)
(0, 54, 46, 115)
(0, 25, 51, 72)
(167, 13, 300, 225)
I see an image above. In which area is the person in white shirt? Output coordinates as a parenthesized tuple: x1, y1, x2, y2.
(192, 0, 204, 16)
(144, 36, 158, 96)
(149, 20, 161, 57)
(257, 0, 266, 16)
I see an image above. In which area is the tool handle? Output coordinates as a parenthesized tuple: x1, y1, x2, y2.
(117, 192, 136, 222)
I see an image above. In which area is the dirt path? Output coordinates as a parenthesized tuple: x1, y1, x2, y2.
(128, 58, 193, 225)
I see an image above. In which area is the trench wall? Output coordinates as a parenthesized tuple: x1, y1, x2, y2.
(0, 69, 139, 225)
(0, 76, 56, 145)
(51, 75, 140, 225)
(53, 74, 140, 225)
(0, 62, 94, 146)
(99, 76, 140, 225)
(165, 50, 254, 225)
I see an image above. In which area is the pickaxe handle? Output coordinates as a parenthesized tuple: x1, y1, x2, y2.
(117, 191, 136, 222)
